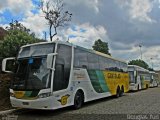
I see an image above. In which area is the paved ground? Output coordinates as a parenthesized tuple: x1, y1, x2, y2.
(1, 87, 160, 120)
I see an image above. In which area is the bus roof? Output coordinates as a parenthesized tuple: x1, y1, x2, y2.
(128, 65, 149, 72)
(21, 41, 126, 63)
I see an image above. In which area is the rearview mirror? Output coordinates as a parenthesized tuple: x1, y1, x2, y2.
(2, 57, 15, 73)
(134, 71, 137, 77)
(47, 53, 57, 69)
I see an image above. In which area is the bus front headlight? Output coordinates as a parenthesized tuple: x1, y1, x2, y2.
(38, 92, 51, 98)
(10, 92, 15, 97)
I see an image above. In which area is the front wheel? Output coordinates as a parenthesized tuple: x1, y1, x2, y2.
(73, 91, 84, 109)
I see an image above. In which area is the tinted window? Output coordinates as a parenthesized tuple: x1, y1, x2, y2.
(88, 53, 99, 70)
(53, 44, 72, 91)
(99, 56, 108, 70)
(74, 48, 88, 68)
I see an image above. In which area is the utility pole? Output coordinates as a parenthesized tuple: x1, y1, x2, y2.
(150, 57, 153, 69)
(43, 32, 47, 41)
(139, 44, 142, 60)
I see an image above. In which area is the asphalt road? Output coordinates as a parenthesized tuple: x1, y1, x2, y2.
(1, 87, 160, 120)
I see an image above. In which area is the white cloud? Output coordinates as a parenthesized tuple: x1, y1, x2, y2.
(0, 0, 8, 13)
(58, 23, 109, 48)
(116, 0, 155, 23)
(21, 11, 48, 39)
(142, 46, 160, 70)
(0, 0, 48, 39)
(0, 0, 34, 16)
(66, 0, 100, 13)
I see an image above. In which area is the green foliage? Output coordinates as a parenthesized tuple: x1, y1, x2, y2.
(92, 39, 111, 55)
(148, 68, 154, 71)
(0, 21, 40, 58)
(128, 59, 149, 70)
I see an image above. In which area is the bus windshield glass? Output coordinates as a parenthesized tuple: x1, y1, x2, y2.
(129, 71, 135, 83)
(11, 57, 51, 90)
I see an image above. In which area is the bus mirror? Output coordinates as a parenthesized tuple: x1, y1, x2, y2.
(151, 75, 153, 79)
(2, 57, 15, 73)
(47, 53, 57, 69)
(134, 71, 137, 77)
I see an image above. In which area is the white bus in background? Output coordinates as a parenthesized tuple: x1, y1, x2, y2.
(128, 65, 150, 91)
(149, 71, 159, 87)
(2, 41, 129, 110)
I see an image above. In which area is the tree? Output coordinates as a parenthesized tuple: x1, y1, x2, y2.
(148, 68, 154, 71)
(128, 59, 149, 70)
(0, 21, 40, 58)
(40, 0, 72, 41)
(92, 39, 111, 55)
(0, 27, 7, 41)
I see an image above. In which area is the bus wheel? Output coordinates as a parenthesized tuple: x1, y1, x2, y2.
(120, 86, 124, 97)
(73, 90, 84, 109)
(137, 85, 139, 91)
(146, 84, 148, 89)
(115, 87, 120, 98)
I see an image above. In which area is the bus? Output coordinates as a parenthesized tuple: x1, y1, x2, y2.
(149, 71, 159, 87)
(2, 41, 129, 110)
(128, 65, 150, 91)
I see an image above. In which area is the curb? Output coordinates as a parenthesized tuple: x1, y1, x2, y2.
(0, 109, 16, 115)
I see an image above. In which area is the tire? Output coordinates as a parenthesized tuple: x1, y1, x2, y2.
(73, 91, 84, 109)
(119, 86, 124, 97)
(137, 85, 139, 91)
(115, 87, 120, 98)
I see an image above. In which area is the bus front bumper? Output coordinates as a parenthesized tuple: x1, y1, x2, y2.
(10, 96, 53, 110)
(129, 84, 137, 91)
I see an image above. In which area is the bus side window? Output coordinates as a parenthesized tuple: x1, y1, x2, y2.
(82, 65, 87, 69)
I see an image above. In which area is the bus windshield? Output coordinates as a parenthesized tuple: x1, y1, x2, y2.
(11, 57, 51, 90)
(129, 71, 135, 83)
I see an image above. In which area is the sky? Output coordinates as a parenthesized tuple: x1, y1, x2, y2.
(0, 0, 160, 70)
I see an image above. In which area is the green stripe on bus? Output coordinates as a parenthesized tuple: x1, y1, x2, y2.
(88, 70, 104, 93)
(24, 91, 39, 97)
(96, 70, 109, 92)
(30, 90, 39, 97)
(24, 91, 32, 97)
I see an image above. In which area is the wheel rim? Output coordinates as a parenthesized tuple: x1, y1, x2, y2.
(121, 88, 124, 96)
(74, 92, 83, 108)
(75, 96, 81, 106)
(116, 88, 120, 97)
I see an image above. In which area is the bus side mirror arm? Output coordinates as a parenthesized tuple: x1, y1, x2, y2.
(47, 53, 57, 69)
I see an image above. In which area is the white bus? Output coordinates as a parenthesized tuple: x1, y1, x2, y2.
(149, 71, 159, 87)
(128, 65, 150, 91)
(2, 41, 129, 110)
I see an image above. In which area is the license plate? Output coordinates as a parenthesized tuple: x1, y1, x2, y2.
(22, 102, 29, 105)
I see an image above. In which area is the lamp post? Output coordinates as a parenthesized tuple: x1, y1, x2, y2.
(139, 44, 142, 60)
(150, 57, 153, 69)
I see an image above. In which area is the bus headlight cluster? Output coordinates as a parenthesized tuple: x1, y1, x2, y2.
(38, 92, 51, 98)
(10, 92, 15, 97)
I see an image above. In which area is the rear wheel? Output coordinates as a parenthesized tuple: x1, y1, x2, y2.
(115, 86, 120, 98)
(137, 85, 139, 91)
(119, 86, 124, 97)
(73, 91, 84, 109)
(146, 84, 148, 89)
